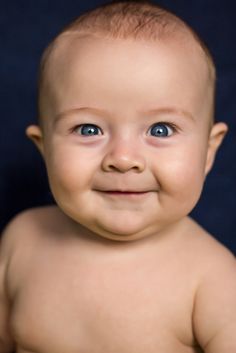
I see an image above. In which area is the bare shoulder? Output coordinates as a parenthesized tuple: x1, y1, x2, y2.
(0, 205, 69, 273)
(187, 219, 236, 352)
(184, 217, 235, 269)
(2, 204, 63, 230)
(1, 205, 70, 294)
(1, 205, 65, 245)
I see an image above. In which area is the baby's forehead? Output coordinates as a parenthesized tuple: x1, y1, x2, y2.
(47, 30, 210, 78)
(45, 38, 211, 120)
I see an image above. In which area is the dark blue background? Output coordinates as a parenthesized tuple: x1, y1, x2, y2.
(1, 1, 235, 254)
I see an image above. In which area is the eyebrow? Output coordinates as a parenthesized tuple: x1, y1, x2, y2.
(54, 106, 195, 122)
(54, 107, 108, 122)
(145, 107, 195, 121)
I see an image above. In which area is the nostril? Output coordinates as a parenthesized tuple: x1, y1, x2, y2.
(102, 155, 145, 173)
(107, 164, 139, 172)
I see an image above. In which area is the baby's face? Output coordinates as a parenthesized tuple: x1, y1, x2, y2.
(28, 35, 227, 241)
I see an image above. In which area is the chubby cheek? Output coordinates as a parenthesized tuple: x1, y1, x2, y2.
(44, 143, 98, 197)
(155, 144, 207, 207)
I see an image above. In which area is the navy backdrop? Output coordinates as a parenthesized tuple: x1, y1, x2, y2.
(1, 1, 235, 253)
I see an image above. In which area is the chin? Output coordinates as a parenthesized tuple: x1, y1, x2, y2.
(61, 207, 147, 242)
(92, 219, 154, 242)
(98, 230, 147, 242)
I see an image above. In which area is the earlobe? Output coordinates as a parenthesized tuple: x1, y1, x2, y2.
(205, 122, 228, 175)
(26, 125, 44, 156)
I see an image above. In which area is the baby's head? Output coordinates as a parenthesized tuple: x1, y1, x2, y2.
(27, 1, 228, 242)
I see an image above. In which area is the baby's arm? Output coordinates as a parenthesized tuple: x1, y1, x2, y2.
(0, 227, 15, 353)
(193, 247, 236, 353)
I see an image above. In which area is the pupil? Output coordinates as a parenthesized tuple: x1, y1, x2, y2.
(151, 124, 168, 137)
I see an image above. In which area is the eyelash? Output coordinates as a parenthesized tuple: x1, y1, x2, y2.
(71, 122, 179, 137)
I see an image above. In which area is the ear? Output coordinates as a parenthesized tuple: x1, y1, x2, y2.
(26, 125, 45, 157)
(205, 122, 228, 175)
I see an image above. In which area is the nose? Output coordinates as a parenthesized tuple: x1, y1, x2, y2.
(101, 138, 146, 173)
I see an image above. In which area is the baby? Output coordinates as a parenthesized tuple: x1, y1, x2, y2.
(0, 1, 236, 352)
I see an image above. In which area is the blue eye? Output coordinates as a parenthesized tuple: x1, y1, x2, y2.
(148, 123, 174, 137)
(75, 124, 102, 136)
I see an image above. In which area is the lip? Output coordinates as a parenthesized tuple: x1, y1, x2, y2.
(95, 190, 152, 199)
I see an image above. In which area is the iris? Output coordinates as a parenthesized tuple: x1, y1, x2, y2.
(79, 124, 100, 136)
(150, 123, 172, 137)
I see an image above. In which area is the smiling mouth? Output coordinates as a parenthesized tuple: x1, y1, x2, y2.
(95, 190, 152, 198)
(103, 191, 148, 195)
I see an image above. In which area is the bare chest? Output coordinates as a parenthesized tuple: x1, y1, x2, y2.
(10, 249, 201, 353)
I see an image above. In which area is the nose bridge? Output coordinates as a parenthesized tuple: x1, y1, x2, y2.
(101, 132, 145, 173)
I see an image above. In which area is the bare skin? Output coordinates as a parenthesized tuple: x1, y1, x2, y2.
(1, 36, 236, 353)
(1, 205, 235, 353)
